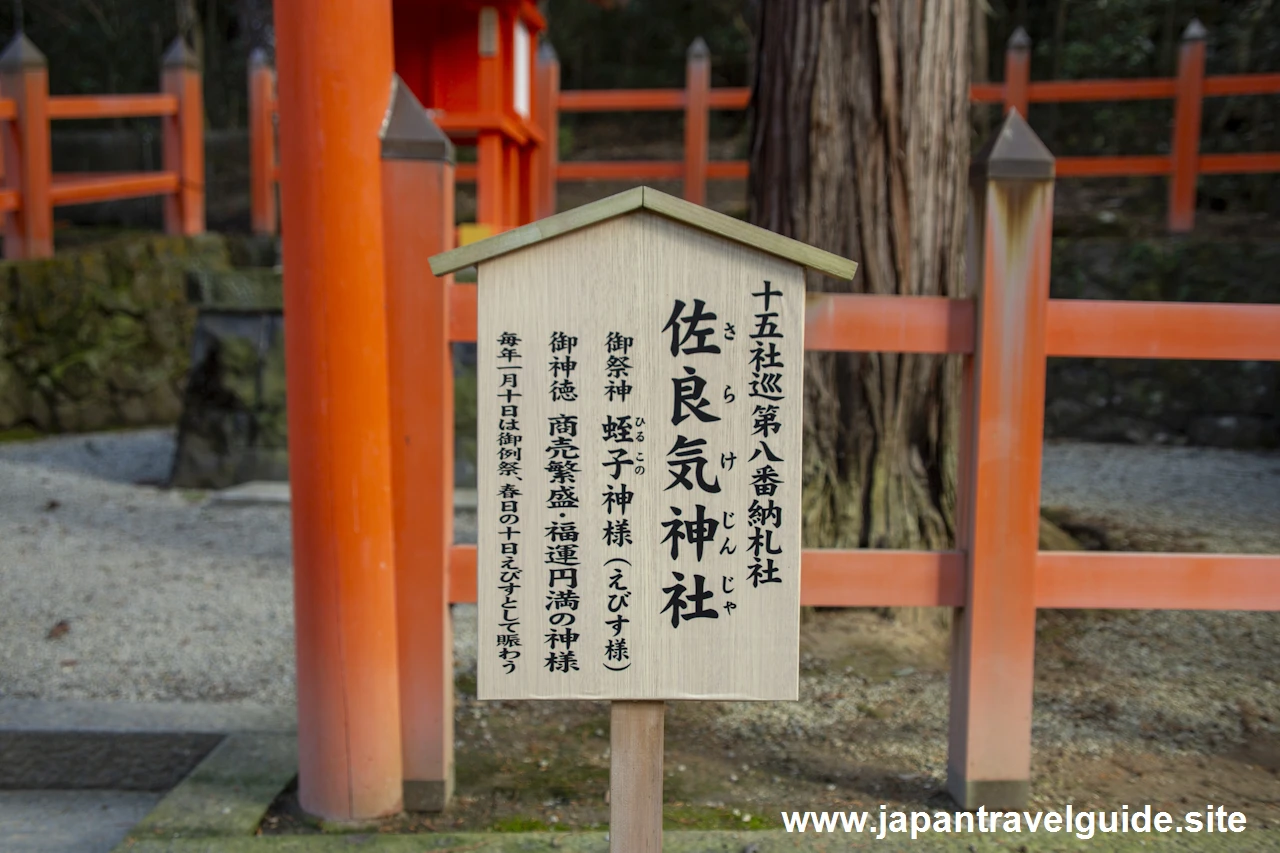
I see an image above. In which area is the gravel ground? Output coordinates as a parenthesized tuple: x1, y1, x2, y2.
(0, 430, 296, 705)
(1, 430, 1275, 760)
(1041, 439, 1280, 554)
(0, 429, 478, 706)
(697, 440, 1280, 802)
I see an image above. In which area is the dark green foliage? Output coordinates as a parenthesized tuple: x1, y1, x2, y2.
(4, 0, 1276, 219)
(545, 0, 755, 149)
(984, 0, 1280, 215)
(1047, 235, 1280, 448)
(0, 0, 267, 130)
(545, 0, 754, 90)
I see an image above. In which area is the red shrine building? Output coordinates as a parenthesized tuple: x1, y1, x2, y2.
(392, 1, 550, 231)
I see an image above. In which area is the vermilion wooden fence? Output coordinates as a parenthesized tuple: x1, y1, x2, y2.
(0, 34, 204, 260)
(250, 18, 1280, 236)
(974, 21, 1280, 231)
(371, 86, 1280, 810)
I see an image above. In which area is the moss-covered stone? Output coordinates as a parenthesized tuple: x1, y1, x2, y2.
(168, 310, 289, 489)
(0, 233, 234, 434)
(186, 268, 283, 309)
(224, 233, 281, 269)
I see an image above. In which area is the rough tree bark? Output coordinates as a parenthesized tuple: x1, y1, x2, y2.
(749, 1, 970, 556)
(237, 0, 275, 57)
(176, 0, 202, 66)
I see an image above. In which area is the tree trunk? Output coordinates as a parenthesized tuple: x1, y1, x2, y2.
(176, 0, 202, 67)
(972, 0, 992, 140)
(237, 0, 275, 57)
(748, 2, 970, 563)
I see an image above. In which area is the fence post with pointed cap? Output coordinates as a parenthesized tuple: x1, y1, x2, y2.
(162, 39, 204, 236)
(1003, 27, 1031, 118)
(948, 111, 1055, 811)
(248, 48, 277, 236)
(684, 37, 710, 205)
(274, 0, 403, 820)
(533, 40, 560, 219)
(0, 32, 51, 259)
(380, 76, 456, 813)
(1169, 20, 1206, 232)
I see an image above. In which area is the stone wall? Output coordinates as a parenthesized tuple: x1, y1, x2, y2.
(104, 233, 1280, 490)
(0, 234, 233, 436)
(166, 269, 477, 488)
(169, 308, 288, 488)
(1047, 237, 1280, 449)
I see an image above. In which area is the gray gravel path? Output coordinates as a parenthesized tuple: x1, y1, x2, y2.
(0, 429, 477, 706)
(0, 430, 1274, 706)
(1041, 440, 1280, 553)
(0, 430, 296, 705)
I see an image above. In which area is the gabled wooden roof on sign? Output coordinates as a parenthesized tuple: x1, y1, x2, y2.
(427, 186, 858, 280)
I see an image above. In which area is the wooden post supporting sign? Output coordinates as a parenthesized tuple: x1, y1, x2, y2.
(612, 701, 665, 851)
(430, 186, 855, 850)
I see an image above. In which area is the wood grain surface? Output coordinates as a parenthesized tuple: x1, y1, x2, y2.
(476, 211, 802, 701)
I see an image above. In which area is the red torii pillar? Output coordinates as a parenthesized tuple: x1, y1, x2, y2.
(273, 0, 404, 820)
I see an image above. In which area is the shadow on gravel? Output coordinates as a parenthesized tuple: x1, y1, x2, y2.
(0, 429, 177, 486)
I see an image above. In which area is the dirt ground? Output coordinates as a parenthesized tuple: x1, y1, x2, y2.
(263, 511, 1280, 835)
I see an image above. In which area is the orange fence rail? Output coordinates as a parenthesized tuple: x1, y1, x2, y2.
(45, 94, 179, 120)
(0, 34, 203, 260)
(548, 19, 1278, 233)
(374, 105, 1280, 810)
(440, 291, 1280, 612)
(252, 18, 1280, 237)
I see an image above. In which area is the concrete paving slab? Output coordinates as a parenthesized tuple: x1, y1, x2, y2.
(126, 732, 297, 843)
(0, 699, 295, 734)
(0, 700, 294, 791)
(0, 731, 222, 791)
(0, 790, 162, 853)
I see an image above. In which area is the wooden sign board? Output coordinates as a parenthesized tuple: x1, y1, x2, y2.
(431, 188, 857, 703)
